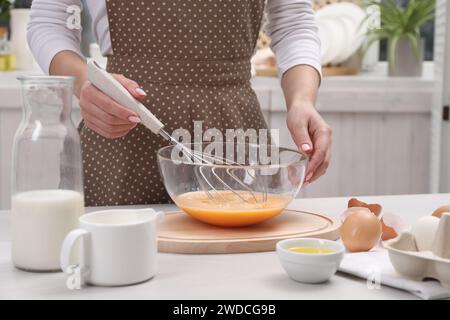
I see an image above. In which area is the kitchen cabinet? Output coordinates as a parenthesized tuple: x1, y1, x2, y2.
(0, 64, 435, 209)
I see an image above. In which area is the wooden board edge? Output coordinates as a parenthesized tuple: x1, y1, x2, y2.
(158, 221, 341, 254)
(158, 209, 341, 254)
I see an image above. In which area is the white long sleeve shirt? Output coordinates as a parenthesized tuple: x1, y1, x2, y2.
(27, 0, 321, 78)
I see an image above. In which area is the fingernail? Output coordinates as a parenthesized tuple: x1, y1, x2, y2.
(305, 172, 313, 182)
(135, 88, 146, 96)
(128, 116, 141, 123)
(301, 143, 311, 152)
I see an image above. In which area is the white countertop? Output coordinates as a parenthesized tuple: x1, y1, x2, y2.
(1, 193, 448, 300)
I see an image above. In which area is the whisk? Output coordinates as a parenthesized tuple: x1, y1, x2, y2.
(87, 60, 266, 204)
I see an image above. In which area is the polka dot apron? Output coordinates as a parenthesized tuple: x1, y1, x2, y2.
(79, 0, 269, 206)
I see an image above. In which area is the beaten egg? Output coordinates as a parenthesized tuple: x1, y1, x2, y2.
(175, 190, 292, 227)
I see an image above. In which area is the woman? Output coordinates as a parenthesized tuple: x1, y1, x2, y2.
(28, 0, 331, 206)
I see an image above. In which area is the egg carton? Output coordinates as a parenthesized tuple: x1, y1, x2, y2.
(384, 213, 450, 289)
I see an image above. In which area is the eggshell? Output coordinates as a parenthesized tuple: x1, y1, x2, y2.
(348, 198, 382, 216)
(432, 205, 450, 218)
(340, 209, 382, 252)
(411, 216, 440, 251)
(380, 212, 409, 241)
(381, 219, 397, 241)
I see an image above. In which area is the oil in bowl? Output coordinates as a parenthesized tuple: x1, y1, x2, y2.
(288, 246, 336, 254)
(277, 238, 345, 283)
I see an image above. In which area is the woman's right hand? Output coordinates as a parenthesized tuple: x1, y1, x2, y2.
(79, 74, 147, 139)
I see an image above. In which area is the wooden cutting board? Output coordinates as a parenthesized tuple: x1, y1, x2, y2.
(158, 209, 341, 254)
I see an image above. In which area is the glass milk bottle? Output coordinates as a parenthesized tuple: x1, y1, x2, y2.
(11, 76, 84, 271)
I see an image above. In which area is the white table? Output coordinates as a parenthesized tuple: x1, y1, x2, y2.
(1, 193, 447, 300)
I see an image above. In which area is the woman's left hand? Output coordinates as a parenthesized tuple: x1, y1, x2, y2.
(286, 102, 332, 185)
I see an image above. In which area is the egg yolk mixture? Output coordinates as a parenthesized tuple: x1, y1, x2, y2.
(288, 247, 335, 254)
(175, 190, 292, 227)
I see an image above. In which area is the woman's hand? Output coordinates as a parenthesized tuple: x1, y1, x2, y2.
(79, 74, 147, 139)
(287, 102, 332, 185)
(49, 51, 146, 139)
(280, 64, 329, 185)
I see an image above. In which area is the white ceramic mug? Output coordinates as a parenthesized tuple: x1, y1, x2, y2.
(60, 208, 164, 286)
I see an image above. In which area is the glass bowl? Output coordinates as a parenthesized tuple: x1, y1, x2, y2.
(157, 142, 308, 227)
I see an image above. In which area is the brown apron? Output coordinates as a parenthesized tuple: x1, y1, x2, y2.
(80, 0, 268, 206)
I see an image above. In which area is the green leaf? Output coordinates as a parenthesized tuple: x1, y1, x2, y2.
(0, 0, 11, 23)
(365, 0, 435, 62)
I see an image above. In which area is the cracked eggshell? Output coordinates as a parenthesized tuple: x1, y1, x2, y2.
(346, 198, 406, 241)
(348, 198, 382, 216)
(432, 205, 450, 219)
(380, 212, 409, 241)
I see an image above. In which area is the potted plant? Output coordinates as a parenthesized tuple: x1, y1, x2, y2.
(14, 0, 31, 7)
(365, 0, 435, 77)
(0, 0, 12, 29)
(10, 0, 34, 69)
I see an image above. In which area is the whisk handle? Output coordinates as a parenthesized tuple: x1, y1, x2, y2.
(87, 59, 165, 134)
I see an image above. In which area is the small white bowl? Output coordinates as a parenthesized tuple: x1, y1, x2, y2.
(276, 238, 345, 284)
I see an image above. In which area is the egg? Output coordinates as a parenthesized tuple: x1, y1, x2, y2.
(340, 208, 382, 252)
(348, 198, 382, 216)
(340, 206, 369, 222)
(411, 216, 440, 251)
(347, 197, 398, 240)
(432, 205, 450, 218)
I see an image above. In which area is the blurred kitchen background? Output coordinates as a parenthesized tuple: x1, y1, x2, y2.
(0, 0, 449, 209)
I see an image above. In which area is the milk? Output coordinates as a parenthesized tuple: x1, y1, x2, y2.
(11, 189, 84, 271)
